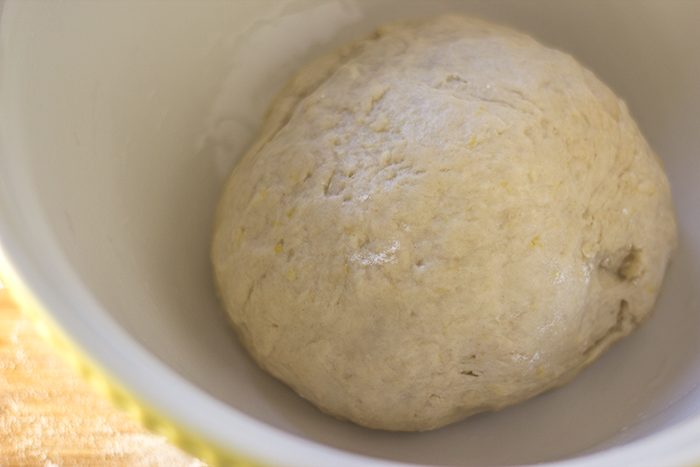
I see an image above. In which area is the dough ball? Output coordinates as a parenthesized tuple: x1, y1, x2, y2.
(211, 15, 677, 431)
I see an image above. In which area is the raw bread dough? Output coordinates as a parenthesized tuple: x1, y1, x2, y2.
(211, 15, 677, 431)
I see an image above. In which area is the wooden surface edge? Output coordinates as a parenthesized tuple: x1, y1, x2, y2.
(0, 284, 207, 467)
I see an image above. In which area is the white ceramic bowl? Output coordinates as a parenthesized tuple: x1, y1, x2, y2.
(2, 2, 700, 466)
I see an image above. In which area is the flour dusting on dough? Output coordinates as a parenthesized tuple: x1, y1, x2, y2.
(212, 15, 677, 431)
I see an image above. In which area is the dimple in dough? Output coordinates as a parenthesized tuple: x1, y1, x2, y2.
(211, 15, 677, 431)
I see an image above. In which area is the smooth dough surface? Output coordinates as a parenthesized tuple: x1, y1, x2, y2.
(212, 15, 677, 431)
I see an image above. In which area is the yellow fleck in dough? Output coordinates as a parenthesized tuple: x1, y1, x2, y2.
(211, 15, 677, 431)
